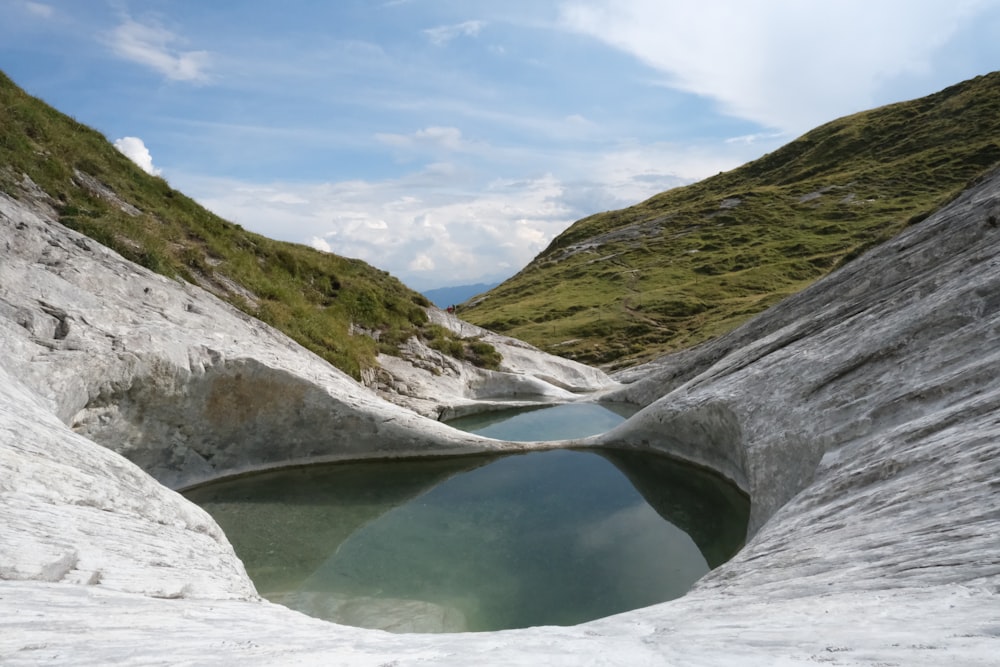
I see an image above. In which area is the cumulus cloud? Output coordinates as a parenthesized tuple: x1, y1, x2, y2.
(113, 136, 161, 176)
(172, 138, 763, 289)
(559, 0, 992, 133)
(548, 141, 748, 213)
(424, 20, 486, 46)
(108, 18, 211, 82)
(310, 236, 332, 253)
(180, 169, 572, 289)
(409, 253, 436, 271)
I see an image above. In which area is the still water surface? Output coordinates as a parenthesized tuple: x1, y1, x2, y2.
(444, 402, 638, 441)
(186, 404, 748, 633)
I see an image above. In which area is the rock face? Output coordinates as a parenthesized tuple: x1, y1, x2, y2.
(373, 308, 616, 419)
(3, 167, 1000, 664)
(0, 188, 610, 492)
(0, 365, 256, 601)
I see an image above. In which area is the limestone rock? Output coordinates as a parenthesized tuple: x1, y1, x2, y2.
(3, 166, 1000, 664)
(0, 191, 558, 492)
(371, 309, 616, 419)
(0, 365, 256, 600)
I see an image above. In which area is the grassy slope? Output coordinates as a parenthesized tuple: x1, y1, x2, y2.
(0, 71, 501, 379)
(461, 72, 1000, 369)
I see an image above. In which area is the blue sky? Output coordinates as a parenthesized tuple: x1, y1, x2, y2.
(3, 1, 999, 290)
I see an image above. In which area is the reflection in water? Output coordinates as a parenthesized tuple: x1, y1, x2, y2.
(443, 402, 639, 441)
(186, 446, 748, 633)
(295, 450, 708, 632)
(597, 449, 749, 569)
(183, 457, 483, 596)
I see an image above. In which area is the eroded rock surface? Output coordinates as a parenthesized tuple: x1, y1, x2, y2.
(0, 189, 602, 492)
(374, 309, 616, 419)
(3, 168, 1000, 664)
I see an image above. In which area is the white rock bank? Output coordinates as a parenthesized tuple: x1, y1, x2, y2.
(2, 167, 1000, 665)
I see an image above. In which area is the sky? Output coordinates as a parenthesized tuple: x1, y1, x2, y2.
(2, 1, 999, 290)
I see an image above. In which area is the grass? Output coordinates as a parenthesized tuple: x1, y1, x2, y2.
(0, 70, 501, 379)
(423, 325, 503, 370)
(461, 71, 1000, 368)
(5, 68, 998, 375)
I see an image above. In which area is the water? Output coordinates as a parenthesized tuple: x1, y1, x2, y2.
(185, 404, 748, 633)
(444, 402, 638, 441)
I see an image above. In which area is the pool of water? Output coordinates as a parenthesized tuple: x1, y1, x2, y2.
(443, 402, 638, 441)
(185, 447, 748, 633)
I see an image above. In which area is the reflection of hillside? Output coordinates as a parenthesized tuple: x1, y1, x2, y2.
(286, 448, 716, 632)
(444, 404, 551, 432)
(596, 401, 642, 420)
(446, 402, 640, 440)
(187, 445, 748, 611)
(597, 448, 750, 569)
(184, 456, 496, 595)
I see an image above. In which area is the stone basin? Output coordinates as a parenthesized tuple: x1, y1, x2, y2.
(184, 446, 749, 633)
(3, 169, 1000, 664)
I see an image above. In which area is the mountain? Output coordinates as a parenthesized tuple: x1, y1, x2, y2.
(422, 282, 500, 308)
(7, 67, 1000, 377)
(0, 70, 503, 380)
(460, 72, 1000, 368)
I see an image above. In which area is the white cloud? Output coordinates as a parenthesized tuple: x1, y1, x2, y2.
(409, 253, 436, 271)
(264, 191, 309, 205)
(23, 2, 54, 18)
(548, 140, 756, 214)
(424, 20, 486, 46)
(170, 131, 767, 289)
(559, 0, 993, 133)
(376, 126, 467, 152)
(108, 19, 211, 82)
(725, 131, 788, 146)
(113, 136, 161, 176)
(310, 237, 332, 253)
(178, 169, 573, 289)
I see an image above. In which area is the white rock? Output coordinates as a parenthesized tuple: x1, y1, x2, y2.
(3, 167, 1000, 664)
(373, 310, 617, 418)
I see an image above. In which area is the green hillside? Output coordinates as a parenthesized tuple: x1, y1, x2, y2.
(461, 72, 1000, 368)
(0, 71, 499, 379)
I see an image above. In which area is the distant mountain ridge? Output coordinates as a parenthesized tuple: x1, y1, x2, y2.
(422, 282, 500, 308)
(461, 71, 1000, 368)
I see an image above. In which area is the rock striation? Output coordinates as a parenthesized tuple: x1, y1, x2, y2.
(3, 167, 1000, 664)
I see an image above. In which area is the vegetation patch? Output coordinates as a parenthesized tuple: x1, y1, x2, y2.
(0, 70, 438, 380)
(421, 325, 502, 370)
(461, 72, 1000, 368)
(5, 67, 999, 375)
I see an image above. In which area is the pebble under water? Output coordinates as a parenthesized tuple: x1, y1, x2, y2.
(185, 405, 748, 633)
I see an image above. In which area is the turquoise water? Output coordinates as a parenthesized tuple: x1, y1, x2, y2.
(186, 405, 748, 633)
